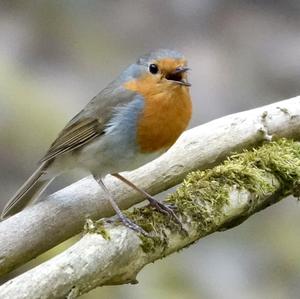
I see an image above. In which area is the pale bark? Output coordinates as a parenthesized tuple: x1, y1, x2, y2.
(0, 138, 299, 298)
(0, 95, 300, 277)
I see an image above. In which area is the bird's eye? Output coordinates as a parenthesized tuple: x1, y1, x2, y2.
(149, 64, 159, 74)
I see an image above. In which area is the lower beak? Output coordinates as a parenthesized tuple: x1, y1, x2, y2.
(175, 80, 191, 87)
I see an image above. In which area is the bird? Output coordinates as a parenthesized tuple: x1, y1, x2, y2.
(1, 49, 192, 233)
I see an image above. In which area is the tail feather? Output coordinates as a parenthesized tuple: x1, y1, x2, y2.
(1, 162, 53, 220)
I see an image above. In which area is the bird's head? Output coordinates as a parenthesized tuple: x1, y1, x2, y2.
(121, 49, 191, 95)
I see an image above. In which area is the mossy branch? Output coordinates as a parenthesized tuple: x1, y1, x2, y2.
(1, 139, 299, 298)
(1, 96, 300, 278)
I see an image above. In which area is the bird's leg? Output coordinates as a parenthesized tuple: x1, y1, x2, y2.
(94, 176, 148, 236)
(112, 173, 184, 230)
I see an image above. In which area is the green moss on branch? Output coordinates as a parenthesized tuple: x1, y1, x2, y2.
(124, 139, 300, 253)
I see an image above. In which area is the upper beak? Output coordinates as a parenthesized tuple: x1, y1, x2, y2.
(169, 67, 191, 87)
(172, 67, 190, 75)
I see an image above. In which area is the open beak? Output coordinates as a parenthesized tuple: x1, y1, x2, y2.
(166, 67, 191, 87)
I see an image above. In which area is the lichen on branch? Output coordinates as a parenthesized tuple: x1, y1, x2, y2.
(108, 139, 300, 253)
(1, 96, 300, 279)
(2, 138, 300, 299)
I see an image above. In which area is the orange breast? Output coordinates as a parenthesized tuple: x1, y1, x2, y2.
(124, 74, 192, 153)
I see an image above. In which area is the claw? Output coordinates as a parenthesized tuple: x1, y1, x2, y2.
(118, 214, 151, 237)
(110, 174, 188, 235)
(147, 197, 188, 235)
(95, 177, 152, 237)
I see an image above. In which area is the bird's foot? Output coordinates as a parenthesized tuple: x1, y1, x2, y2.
(117, 212, 151, 237)
(147, 196, 187, 235)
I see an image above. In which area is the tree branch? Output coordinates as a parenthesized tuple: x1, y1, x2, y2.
(0, 139, 299, 298)
(0, 96, 300, 277)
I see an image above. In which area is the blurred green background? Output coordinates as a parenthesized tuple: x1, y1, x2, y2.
(0, 1, 300, 298)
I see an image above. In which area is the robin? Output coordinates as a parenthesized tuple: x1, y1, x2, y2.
(1, 49, 192, 233)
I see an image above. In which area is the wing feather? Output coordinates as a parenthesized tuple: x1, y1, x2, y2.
(40, 85, 138, 163)
(40, 118, 103, 162)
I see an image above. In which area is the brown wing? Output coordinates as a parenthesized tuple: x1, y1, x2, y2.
(40, 117, 104, 162)
(40, 82, 138, 163)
